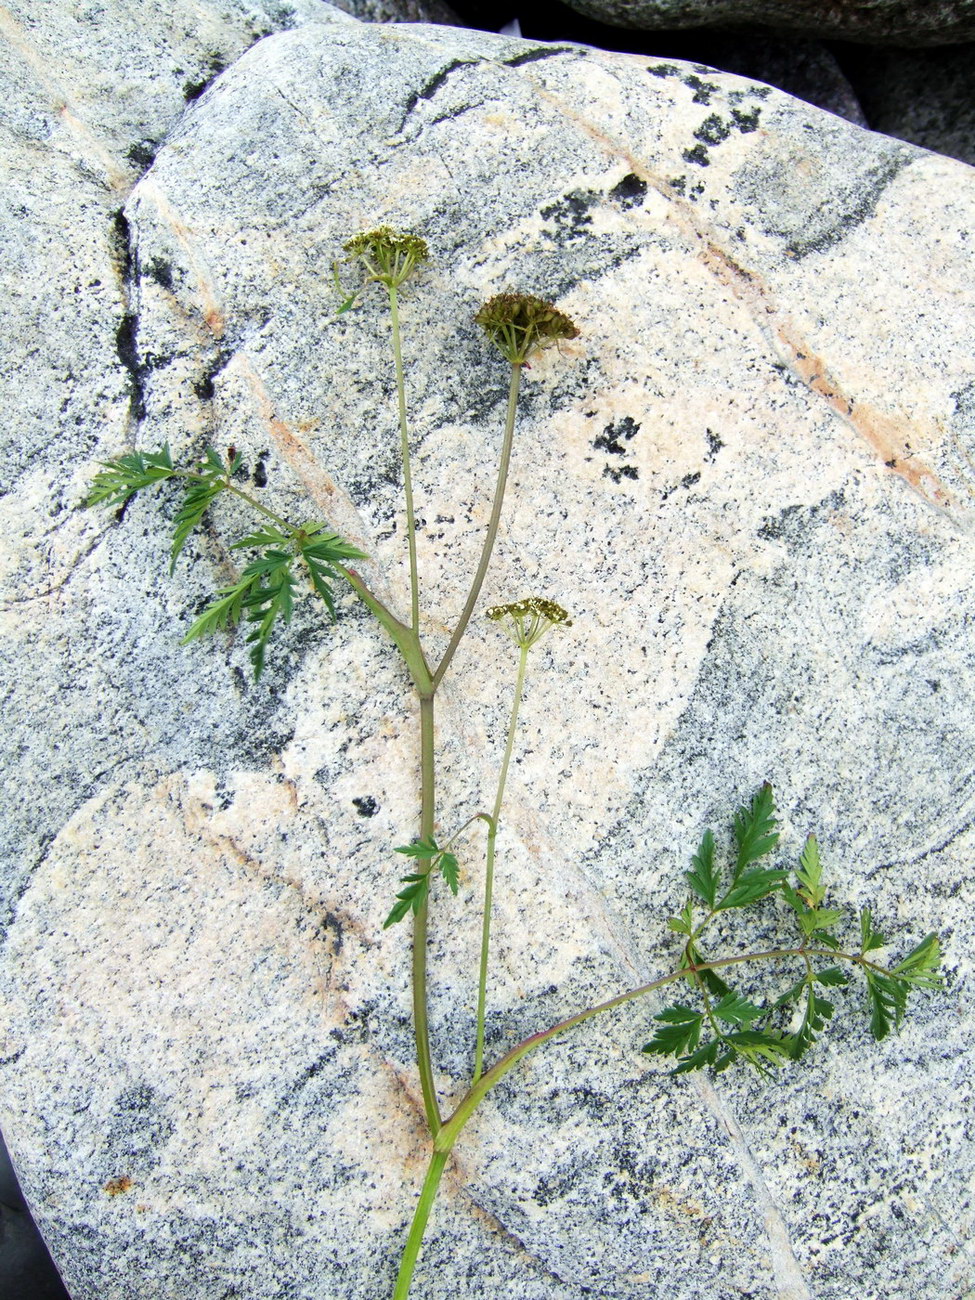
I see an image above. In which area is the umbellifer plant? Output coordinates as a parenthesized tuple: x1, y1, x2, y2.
(87, 227, 942, 1298)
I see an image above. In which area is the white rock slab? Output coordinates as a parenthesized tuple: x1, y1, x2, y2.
(2, 12, 974, 1300)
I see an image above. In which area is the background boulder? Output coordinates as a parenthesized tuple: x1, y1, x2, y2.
(2, 8, 973, 1300)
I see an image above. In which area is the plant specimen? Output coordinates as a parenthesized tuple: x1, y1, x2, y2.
(87, 228, 942, 1298)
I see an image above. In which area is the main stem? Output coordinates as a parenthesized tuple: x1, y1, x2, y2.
(414, 693, 441, 1134)
(473, 643, 529, 1082)
(388, 284, 421, 633)
(392, 1149, 449, 1300)
(432, 364, 522, 689)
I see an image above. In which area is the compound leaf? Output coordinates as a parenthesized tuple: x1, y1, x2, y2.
(85, 444, 175, 509)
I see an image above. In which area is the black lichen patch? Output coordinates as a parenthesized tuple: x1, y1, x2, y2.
(253, 451, 269, 489)
(758, 489, 846, 548)
(705, 428, 724, 461)
(399, 58, 477, 130)
(605, 464, 638, 483)
(683, 74, 719, 105)
(732, 106, 762, 134)
(609, 173, 647, 209)
(594, 415, 641, 456)
(647, 63, 680, 79)
(126, 139, 158, 171)
(146, 257, 174, 290)
(595, 417, 641, 485)
(661, 471, 702, 500)
(115, 314, 146, 423)
(669, 175, 687, 195)
(352, 795, 378, 817)
(503, 45, 577, 68)
(541, 188, 599, 242)
(683, 143, 710, 167)
(193, 350, 232, 402)
(695, 113, 734, 147)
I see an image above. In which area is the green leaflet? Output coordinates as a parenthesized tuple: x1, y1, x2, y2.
(686, 828, 718, 908)
(171, 476, 226, 573)
(891, 933, 941, 988)
(795, 833, 826, 908)
(85, 444, 176, 509)
(384, 873, 430, 929)
(732, 782, 778, 880)
(716, 867, 788, 911)
(866, 970, 908, 1040)
(713, 991, 763, 1027)
(788, 981, 837, 1060)
(642, 1006, 703, 1060)
(297, 525, 369, 620)
(859, 908, 887, 955)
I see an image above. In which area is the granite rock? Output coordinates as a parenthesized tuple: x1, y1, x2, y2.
(2, 10, 975, 1300)
(555, 0, 975, 45)
(837, 40, 975, 167)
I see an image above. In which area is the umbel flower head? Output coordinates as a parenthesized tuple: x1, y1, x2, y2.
(487, 597, 573, 650)
(343, 226, 429, 289)
(475, 293, 580, 366)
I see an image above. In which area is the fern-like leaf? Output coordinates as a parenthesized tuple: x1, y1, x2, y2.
(85, 445, 175, 508)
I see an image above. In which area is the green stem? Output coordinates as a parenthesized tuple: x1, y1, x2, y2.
(473, 643, 529, 1083)
(340, 568, 433, 695)
(392, 1149, 449, 1300)
(413, 693, 442, 1135)
(435, 945, 881, 1153)
(388, 284, 420, 633)
(223, 482, 300, 535)
(432, 364, 522, 690)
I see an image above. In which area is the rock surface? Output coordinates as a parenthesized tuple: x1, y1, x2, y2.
(556, 0, 975, 45)
(2, 9, 975, 1300)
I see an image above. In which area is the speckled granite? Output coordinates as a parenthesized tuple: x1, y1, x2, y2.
(556, 0, 975, 45)
(1, 10, 974, 1300)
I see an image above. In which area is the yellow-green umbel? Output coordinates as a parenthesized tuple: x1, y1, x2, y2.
(487, 596, 573, 649)
(343, 226, 429, 288)
(475, 293, 580, 365)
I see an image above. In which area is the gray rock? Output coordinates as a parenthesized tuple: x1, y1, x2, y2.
(2, 10, 975, 1300)
(645, 30, 868, 126)
(557, 0, 975, 45)
(838, 41, 975, 167)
